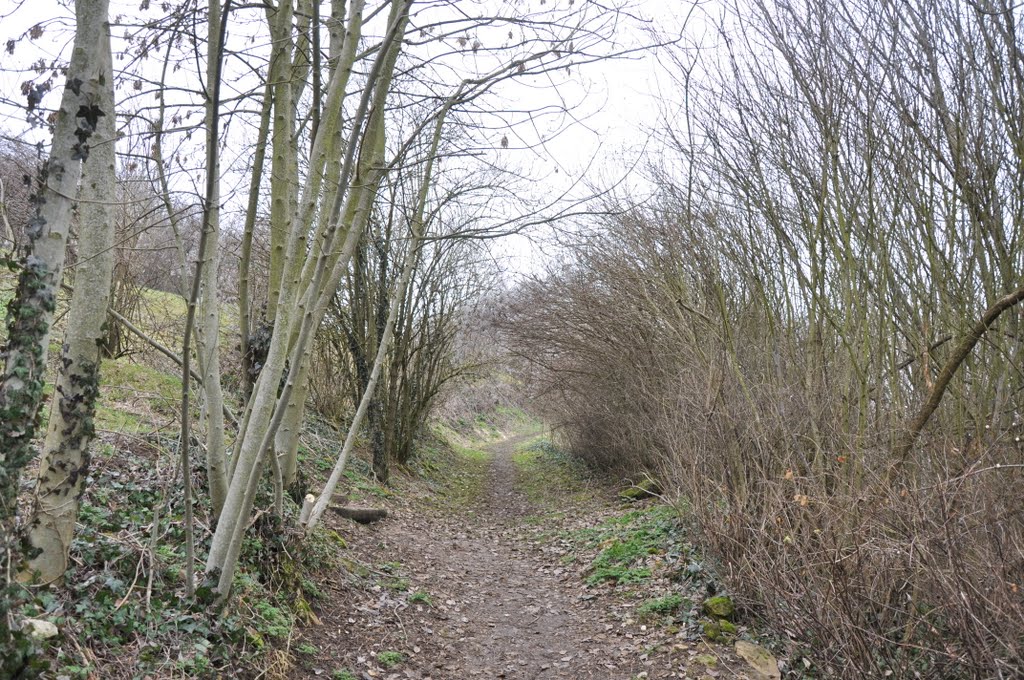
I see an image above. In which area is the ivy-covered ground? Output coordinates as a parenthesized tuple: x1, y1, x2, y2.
(15, 411, 365, 678)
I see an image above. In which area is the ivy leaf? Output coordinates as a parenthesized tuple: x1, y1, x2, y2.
(76, 103, 105, 131)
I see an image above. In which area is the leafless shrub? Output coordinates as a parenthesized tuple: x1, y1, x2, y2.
(501, 0, 1024, 655)
(501, 188, 1024, 674)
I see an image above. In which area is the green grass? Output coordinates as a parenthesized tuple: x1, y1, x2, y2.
(342, 468, 394, 501)
(94, 358, 183, 433)
(569, 504, 686, 586)
(138, 287, 239, 348)
(377, 651, 404, 667)
(418, 425, 493, 510)
(637, 594, 685, 619)
(512, 436, 595, 510)
(409, 591, 433, 606)
(386, 578, 410, 592)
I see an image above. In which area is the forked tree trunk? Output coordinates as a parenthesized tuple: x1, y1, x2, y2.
(21, 14, 118, 586)
(0, 0, 112, 666)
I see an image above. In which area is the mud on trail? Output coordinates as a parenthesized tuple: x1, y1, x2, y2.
(289, 433, 766, 680)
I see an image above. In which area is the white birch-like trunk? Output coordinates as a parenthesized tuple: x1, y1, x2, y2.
(199, 0, 227, 518)
(20, 3, 117, 585)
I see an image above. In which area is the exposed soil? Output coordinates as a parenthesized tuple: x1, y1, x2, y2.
(291, 434, 762, 680)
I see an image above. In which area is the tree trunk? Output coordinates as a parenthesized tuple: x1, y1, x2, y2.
(199, 0, 227, 519)
(892, 284, 1024, 473)
(0, 0, 111, 667)
(21, 14, 118, 586)
(306, 96, 449, 530)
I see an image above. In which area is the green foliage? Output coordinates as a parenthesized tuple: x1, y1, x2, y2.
(637, 594, 684, 619)
(702, 618, 737, 643)
(299, 524, 347, 577)
(343, 468, 394, 500)
(0, 258, 57, 676)
(332, 670, 357, 680)
(574, 505, 683, 586)
(252, 601, 291, 639)
(94, 358, 182, 431)
(417, 430, 491, 510)
(32, 435, 340, 676)
(408, 591, 433, 606)
(619, 478, 662, 502)
(377, 650, 405, 667)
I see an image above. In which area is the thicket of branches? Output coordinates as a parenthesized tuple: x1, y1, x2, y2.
(501, 0, 1024, 676)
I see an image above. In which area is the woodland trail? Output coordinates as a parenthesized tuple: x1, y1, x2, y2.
(290, 434, 758, 680)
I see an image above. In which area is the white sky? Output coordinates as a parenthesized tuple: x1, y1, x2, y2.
(0, 0, 704, 275)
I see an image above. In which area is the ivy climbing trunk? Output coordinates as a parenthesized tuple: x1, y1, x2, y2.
(21, 15, 118, 586)
(0, 0, 112, 669)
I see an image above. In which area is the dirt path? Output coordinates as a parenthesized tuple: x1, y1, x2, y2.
(291, 435, 758, 680)
(414, 434, 619, 678)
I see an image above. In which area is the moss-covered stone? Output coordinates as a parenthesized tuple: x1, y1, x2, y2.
(326, 530, 347, 549)
(702, 618, 737, 642)
(619, 478, 662, 501)
(702, 595, 735, 620)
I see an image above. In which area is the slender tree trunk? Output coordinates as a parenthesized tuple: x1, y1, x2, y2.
(276, 356, 310, 488)
(238, 81, 273, 402)
(265, 0, 296, 324)
(306, 98, 449, 529)
(20, 16, 118, 586)
(892, 283, 1024, 473)
(199, 0, 228, 519)
(307, 228, 419, 528)
(181, 0, 232, 596)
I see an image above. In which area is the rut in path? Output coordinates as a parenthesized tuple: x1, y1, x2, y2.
(291, 434, 755, 679)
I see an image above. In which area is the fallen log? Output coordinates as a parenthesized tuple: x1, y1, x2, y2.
(329, 506, 388, 524)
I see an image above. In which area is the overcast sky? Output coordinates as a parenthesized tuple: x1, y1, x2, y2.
(0, 0, 703, 274)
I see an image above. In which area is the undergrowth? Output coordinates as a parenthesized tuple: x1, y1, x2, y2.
(20, 417, 353, 678)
